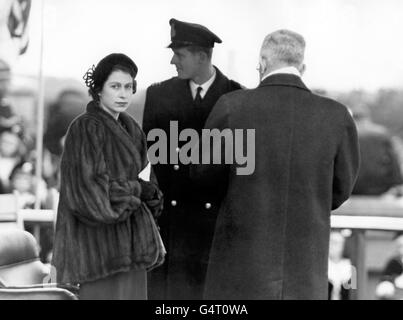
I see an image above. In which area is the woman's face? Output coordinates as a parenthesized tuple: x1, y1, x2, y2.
(99, 70, 134, 119)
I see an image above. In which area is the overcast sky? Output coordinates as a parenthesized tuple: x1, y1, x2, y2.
(8, 0, 403, 91)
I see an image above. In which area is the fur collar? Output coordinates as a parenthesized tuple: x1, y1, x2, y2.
(86, 100, 144, 167)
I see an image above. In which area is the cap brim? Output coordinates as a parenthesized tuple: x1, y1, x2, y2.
(167, 41, 214, 49)
(167, 41, 196, 49)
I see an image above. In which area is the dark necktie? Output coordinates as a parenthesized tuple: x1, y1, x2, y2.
(193, 86, 204, 129)
(194, 86, 203, 105)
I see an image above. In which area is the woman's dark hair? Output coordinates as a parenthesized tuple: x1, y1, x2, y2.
(83, 53, 138, 101)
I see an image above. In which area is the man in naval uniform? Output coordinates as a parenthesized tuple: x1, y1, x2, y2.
(142, 18, 243, 300)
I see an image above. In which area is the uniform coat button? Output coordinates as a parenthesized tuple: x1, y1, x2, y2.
(173, 165, 180, 171)
(205, 203, 212, 209)
(171, 200, 177, 207)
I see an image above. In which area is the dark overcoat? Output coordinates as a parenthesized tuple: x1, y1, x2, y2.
(142, 67, 242, 299)
(52, 101, 164, 285)
(193, 74, 360, 300)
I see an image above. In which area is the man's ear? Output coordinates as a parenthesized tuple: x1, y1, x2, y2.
(258, 56, 267, 76)
(199, 51, 208, 63)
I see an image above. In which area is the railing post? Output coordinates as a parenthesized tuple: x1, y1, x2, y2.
(350, 229, 367, 300)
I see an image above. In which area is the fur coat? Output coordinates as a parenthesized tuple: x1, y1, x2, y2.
(52, 101, 164, 285)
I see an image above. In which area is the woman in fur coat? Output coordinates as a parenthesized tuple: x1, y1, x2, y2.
(52, 53, 165, 300)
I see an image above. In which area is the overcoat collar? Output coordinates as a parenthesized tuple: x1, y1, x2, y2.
(203, 66, 229, 100)
(259, 73, 310, 92)
(86, 101, 141, 160)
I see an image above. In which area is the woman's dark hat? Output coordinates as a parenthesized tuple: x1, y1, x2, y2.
(83, 53, 138, 99)
(94, 53, 138, 79)
(168, 18, 222, 49)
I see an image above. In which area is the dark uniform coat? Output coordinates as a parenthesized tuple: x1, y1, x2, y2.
(142, 67, 242, 299)
(193, 74, 360, 299)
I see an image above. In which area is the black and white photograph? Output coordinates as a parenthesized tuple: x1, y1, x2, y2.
(1, 0, 403, 307)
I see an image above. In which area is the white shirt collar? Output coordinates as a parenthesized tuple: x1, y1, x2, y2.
(189, 68, 217, 99)
(261, 66, 301, 82)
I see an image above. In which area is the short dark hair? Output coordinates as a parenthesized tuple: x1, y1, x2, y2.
(83, 53, 138, 101)
(185, 46, 213, 60)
